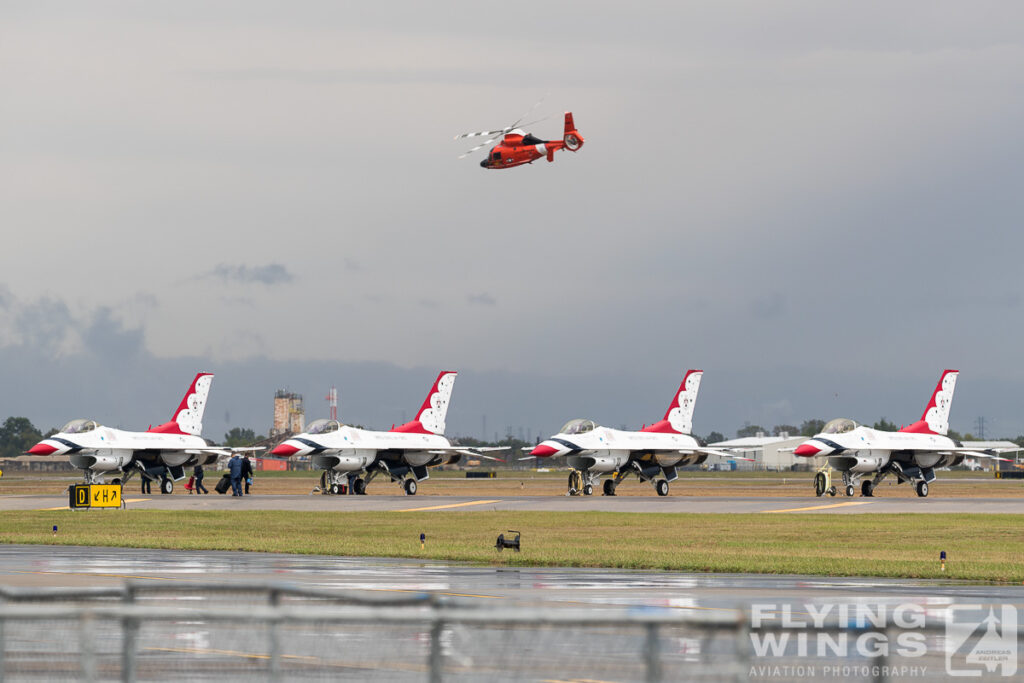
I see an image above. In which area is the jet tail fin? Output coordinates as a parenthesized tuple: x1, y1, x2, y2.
(642, 369, 703, 434)
(150, 372, 214, 436)
(900, 369, 958, 435)
(663, 370, 703, 434)
(391, 371, 457, 435)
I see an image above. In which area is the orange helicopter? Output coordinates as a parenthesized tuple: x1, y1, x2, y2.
(456, 111, 584, 169)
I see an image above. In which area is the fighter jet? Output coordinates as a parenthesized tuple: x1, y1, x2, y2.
(27, 373, 255, 493)
(528, 370, 743, 496)
(793, 370, 1013, 498)
(270, 371, 505, 495)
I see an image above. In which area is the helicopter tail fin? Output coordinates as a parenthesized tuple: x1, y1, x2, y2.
(563, 112, 584, 151)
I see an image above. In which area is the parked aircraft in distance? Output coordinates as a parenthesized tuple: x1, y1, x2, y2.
(270, 371, 506, 495)
(528, 370, 745, 496)
(794, 370, 1013, 498)
(27, 373, 257, 493)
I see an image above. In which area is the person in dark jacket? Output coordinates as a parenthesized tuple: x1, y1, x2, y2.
(241, 456, 254, 494)
(193, 464, 209, 494)
(141, 473, 151, 494)
(228, 454, 243, 497)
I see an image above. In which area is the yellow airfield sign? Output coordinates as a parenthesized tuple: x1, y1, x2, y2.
(69, 484, 122, 509)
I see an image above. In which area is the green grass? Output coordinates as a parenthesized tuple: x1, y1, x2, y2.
(1, 510, 1021, 582)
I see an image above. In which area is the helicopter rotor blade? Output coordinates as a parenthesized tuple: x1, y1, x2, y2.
(457, 135, 502, 159)
(509, 95, 547, 129)
(454, 128, 511, 141)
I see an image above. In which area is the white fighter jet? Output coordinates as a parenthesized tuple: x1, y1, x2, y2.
(793, 370, 1012, 498)
(528, 370, 743, 496)
(270, 371, 505, 495)
(27, 372, 255, 493)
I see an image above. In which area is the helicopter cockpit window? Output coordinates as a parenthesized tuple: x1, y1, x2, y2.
(492, 151, 501, 160)
(822, 418, 857, 435)
(306, 419, 342, 435)
(61, 419, 99, 434)
(559, 418, 597, 435)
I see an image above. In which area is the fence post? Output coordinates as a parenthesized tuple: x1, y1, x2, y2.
(80, 611, 96, 683)
(0, 610, 5, 683)
(873, 627, 889, 683)
(268, 589, 281, 682)
(121, 615, 138, 683)
(734, 610, 751, 683)
(644, 623, 662, 683)
(429, 618, 444, 683)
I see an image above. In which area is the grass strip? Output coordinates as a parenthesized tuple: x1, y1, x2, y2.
(1, 510, 1021, 582)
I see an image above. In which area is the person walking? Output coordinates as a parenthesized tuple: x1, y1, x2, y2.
(228, 454, 243, 497)
(141, 472, 151, 494)
(241, 456, 254, 495)
(193, 464, 209, 494)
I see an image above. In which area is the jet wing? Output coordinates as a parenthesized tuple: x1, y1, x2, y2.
(934, 448, 1015, 462)
(423, 446, 510, 463)
(684, 447, 756, 461)
(184, 447, 265, 457)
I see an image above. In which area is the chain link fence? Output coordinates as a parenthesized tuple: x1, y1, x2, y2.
(0, 583, 1018, 681)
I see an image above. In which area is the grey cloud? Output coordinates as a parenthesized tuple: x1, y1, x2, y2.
(748, 293, 787, 320)
(209, 264, 294, 286)
(14, 297, 75, 357)
(467, 293, 496, 307)
(417, 299, 440, 309)
(81, 307, 145, 362)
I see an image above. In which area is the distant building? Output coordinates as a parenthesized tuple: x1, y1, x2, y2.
(272, 391, 304, 436)
(711, 433, 807, 470)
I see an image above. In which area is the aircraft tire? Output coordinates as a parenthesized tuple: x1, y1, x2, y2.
(655, 480, 669, 497)
(603, 479, 616, 496)
(861, 480, 873, 497)
(353, 478, 367, 495)
(404, 479, 417, 496)
(916, 481, 929, 498)
(583, 484, 593, 496)
(814, 472, 826, 497)
(112, 478, 122, 486)
(161, 478, 173, 495)
(845, 485, 854, 497)
(329, 483, 340, 495)
(828, 486, 836, 497)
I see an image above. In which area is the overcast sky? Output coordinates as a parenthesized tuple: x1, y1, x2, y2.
(2, 2, 1024, 441)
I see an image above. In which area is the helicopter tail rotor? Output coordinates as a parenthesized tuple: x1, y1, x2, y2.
(563, 111, 584, 152)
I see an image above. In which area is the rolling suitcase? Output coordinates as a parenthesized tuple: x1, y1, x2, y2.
(215, 474, 231, 494)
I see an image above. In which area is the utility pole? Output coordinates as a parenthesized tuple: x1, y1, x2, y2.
(974, 416, 986, 440)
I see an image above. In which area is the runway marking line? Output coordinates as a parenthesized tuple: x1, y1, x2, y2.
(397, 499, 501, 512)
(764, 501, 873, 513)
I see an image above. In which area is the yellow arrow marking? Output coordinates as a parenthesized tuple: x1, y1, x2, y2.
(398, 499, 501, 512)
(765, 501, 873, 513)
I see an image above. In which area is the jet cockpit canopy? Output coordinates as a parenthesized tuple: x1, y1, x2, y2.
(60, 419, 99, 434)
(306, 419, 342, 435)
(559, 418, 597, 435)
(821, 418, 858, 435)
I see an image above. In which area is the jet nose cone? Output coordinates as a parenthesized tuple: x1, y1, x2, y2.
(27, 442, 58, 455)
(530, 444, 559, 457)
(794, 442, 821, 457)
(270, 443, 300, 457)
